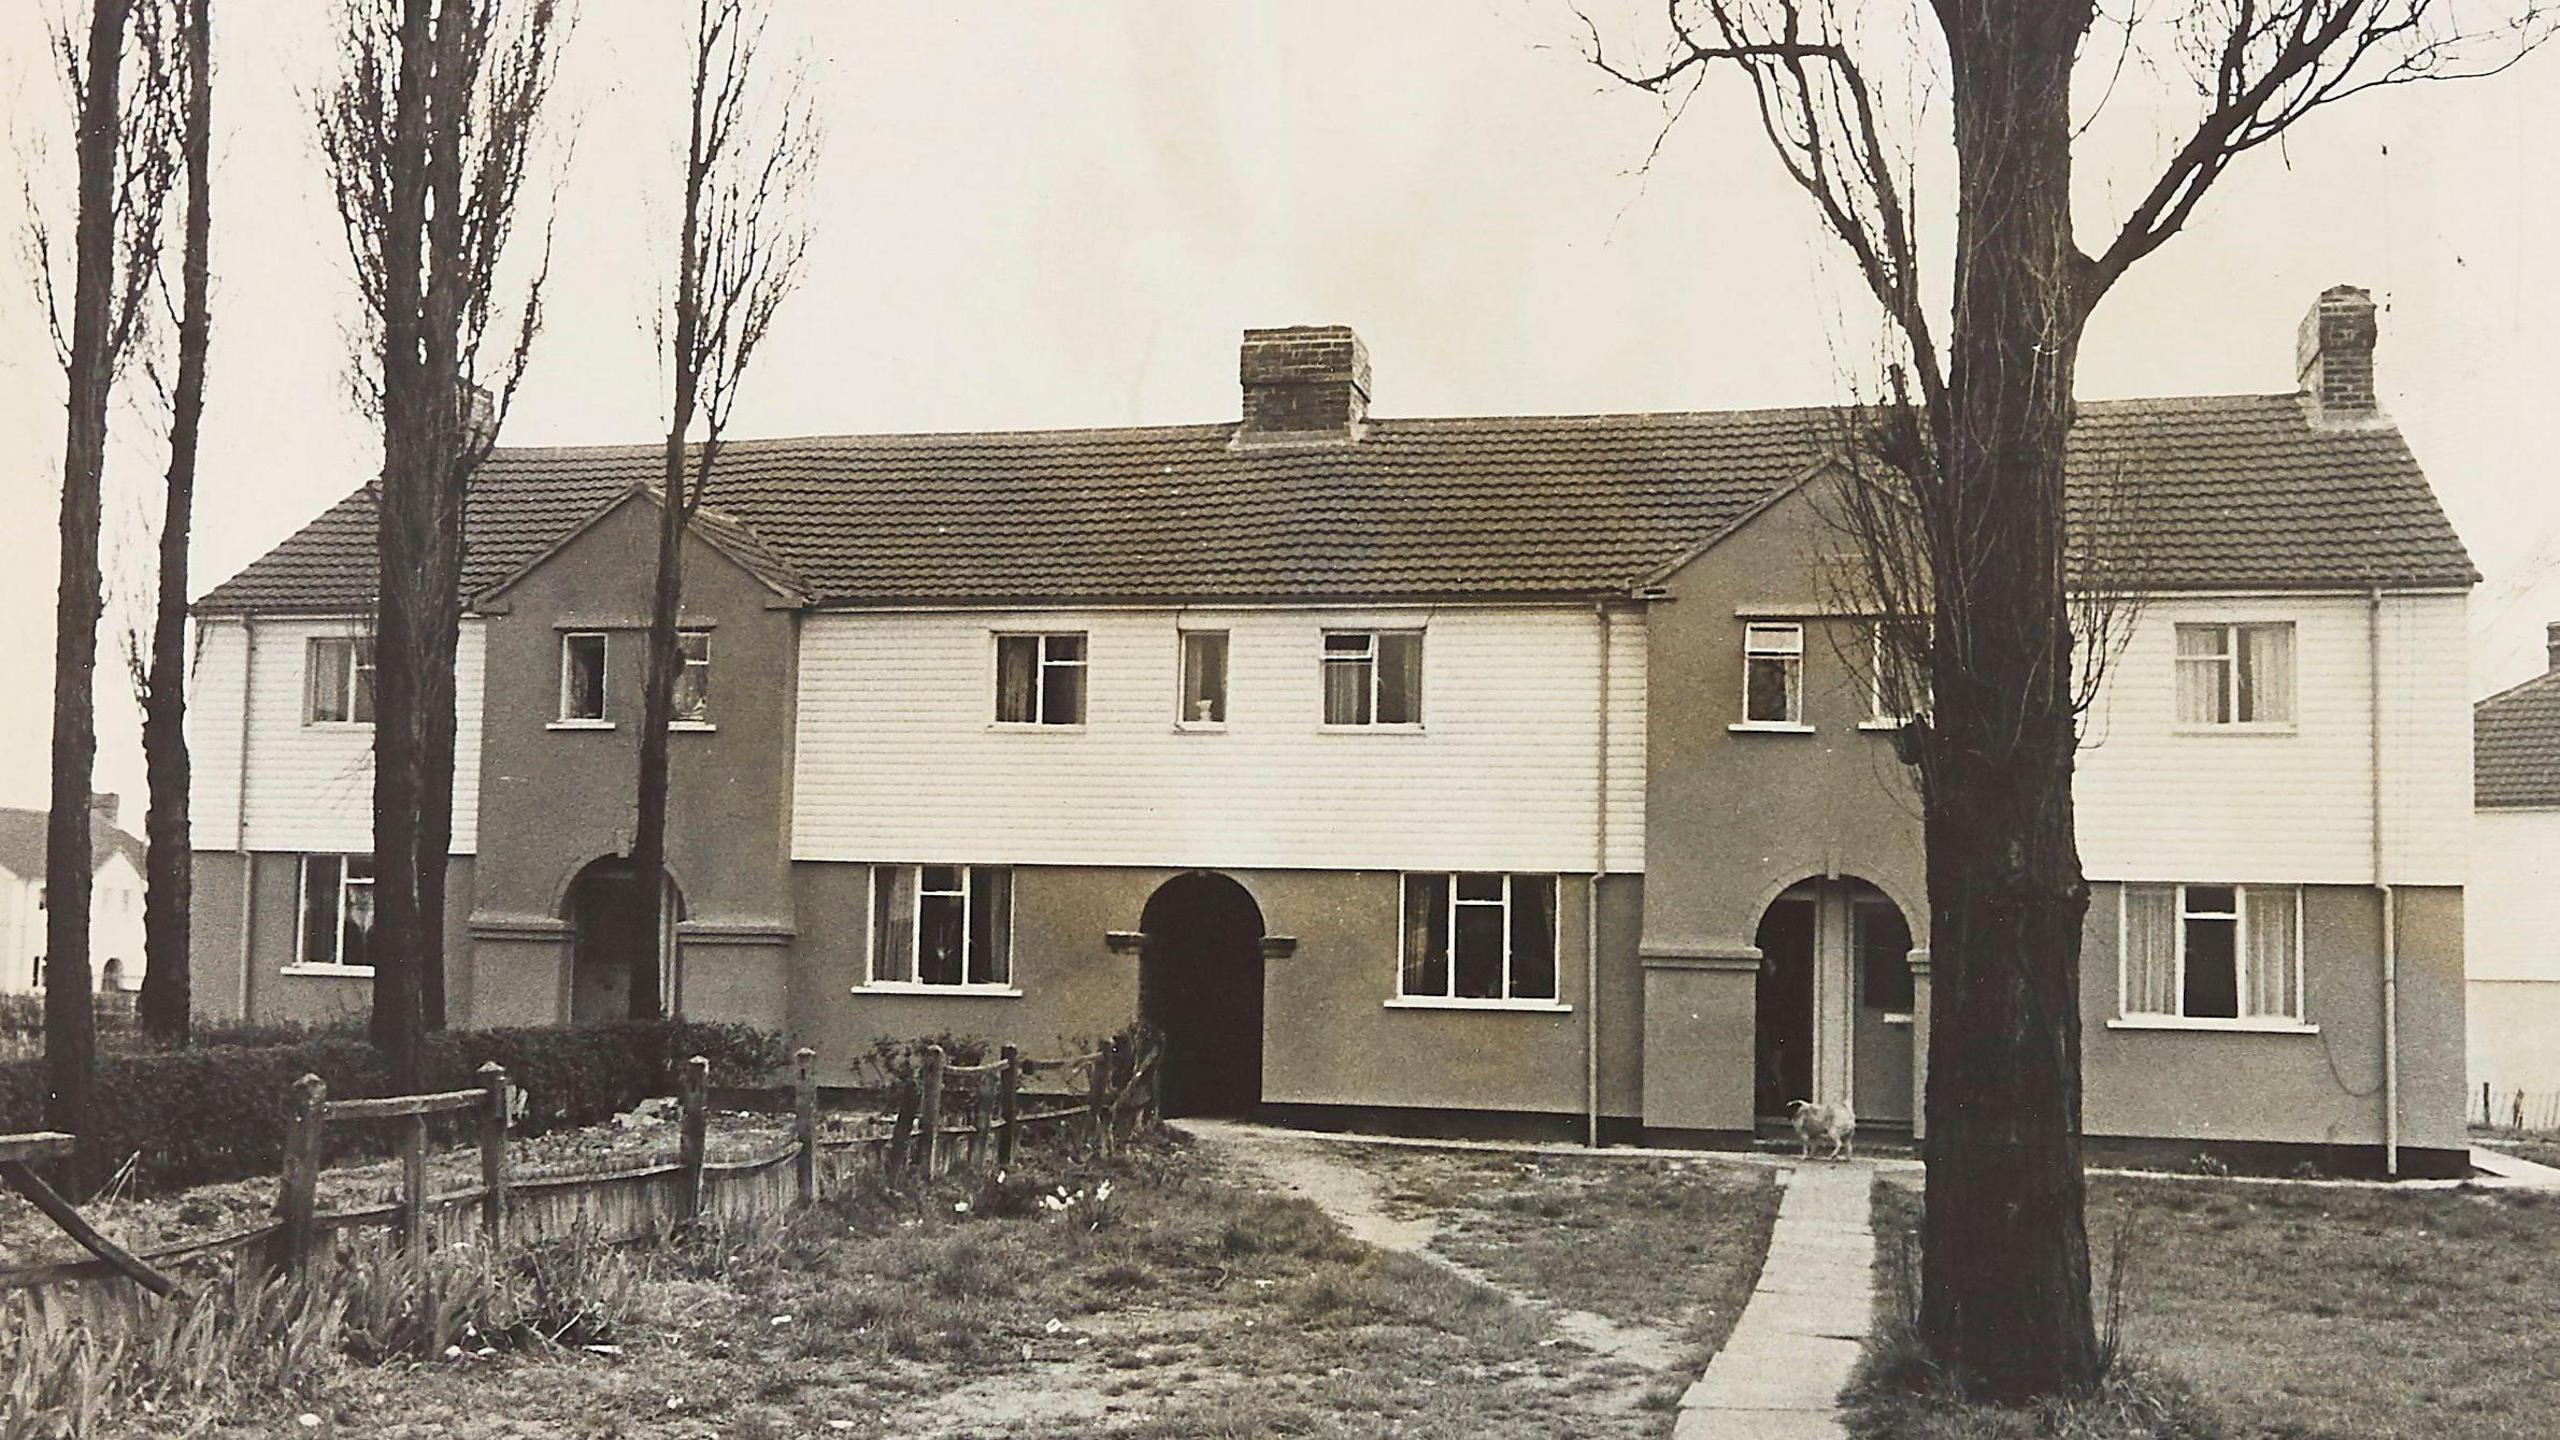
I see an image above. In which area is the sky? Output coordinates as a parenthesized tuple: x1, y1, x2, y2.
(2, 1, 2557, 822)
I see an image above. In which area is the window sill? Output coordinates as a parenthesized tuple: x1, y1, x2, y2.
(2168, 725, 2299, 737)
(303, 720, 374, 731)
(1728, 722, 1816, 735)
(1320, 724, 1426, 735)
(669, 721, 717, 733)
(547, 719, 614, 732)
(1878, 1012, 1914, 1027)
(2106, 1015, 2319, 1035)
(987, 723, 1086, 734)
(280, 964, 375, 979)
(1384, 996, 1573, 1013)
(1174, 721, 1228, 734)
(851, 983, 1023, 999)
(1858, 719, 1914, 732)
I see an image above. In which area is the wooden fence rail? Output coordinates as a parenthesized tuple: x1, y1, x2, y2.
(0, 1035, 1156, 1309)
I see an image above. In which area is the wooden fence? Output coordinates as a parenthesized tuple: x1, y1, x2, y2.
(2476, 1083, 2560, 1134)
(0, 1035, 1156, 1309)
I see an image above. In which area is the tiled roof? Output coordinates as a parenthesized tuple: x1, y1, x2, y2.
(2476, 671, 2560, 809)
(0, 808, 149, 883)
(195, 392, 2477, 614)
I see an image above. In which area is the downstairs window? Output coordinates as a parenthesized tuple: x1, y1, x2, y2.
(1399, 873, 1559, 1002)
(2121, 883, 2301, 1022)
(870, 865, 1013, 988)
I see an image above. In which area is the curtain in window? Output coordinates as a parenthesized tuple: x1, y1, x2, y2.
(674, 633, 710, 721)
(1324, 651, 1371, 725)
(969, 867, 1012, 986)
(1401, 875, 1449, 995)
(1509, 876, 1558, 1000)
(2239, 625, 2294, 723)
(2242, 886, 2299, 1017)
(310, 641, 352, 722)
(871, 867, 916, 983)
(996, 637, 1038, 723)
(2174, 627, 2226, 725)
(2122, 885, 2178, 1015)
(1377, 633, 1423, 724)
(300, 857, 343, 965)
(1180, 632, 1227, 723)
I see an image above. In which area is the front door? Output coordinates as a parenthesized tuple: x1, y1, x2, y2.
(1139, 873, 1267, 1118)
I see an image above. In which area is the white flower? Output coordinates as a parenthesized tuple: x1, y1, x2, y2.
(953, 1200, 970, 1213)
(770, 1314, 794, 1327)
(296, 1417, 322, 1431)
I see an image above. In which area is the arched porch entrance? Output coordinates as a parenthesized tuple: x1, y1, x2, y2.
(1754, 877, 1915, 1129)
(1139, 872, 1266, 1118)
(563, 857, 684, 1024)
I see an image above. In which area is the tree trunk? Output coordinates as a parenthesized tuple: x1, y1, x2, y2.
(1915, 0, 2101, 1400)
(141, 0, 212, 1048)
(45, 0, 133, 1181)
(631, 430, 692, 1023)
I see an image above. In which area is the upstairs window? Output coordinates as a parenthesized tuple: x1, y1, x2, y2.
(306, 636, 376, 725)
(869, 864, 1013, 988)
(1322, 630, 1422, 727)
(996, 634, 1086, 725)
(1179, 630, 1229, 726)
(674, 630, 712, 724)
(2175, 622, 2294, 727)
(1742, 623, 1804, 725)
(559, 632, 609, 723)
(296, 854, 375, 972)
(1399, 873, 1559, 1003)
(1870, 622, 1929, 724)
(2121, 882, 2301, 1022)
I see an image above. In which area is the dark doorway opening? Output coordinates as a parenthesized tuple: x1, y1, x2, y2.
(1139, 872, 1266, 1118)
(564, 857, 683, 1024)
(1754, 896, 1815, 1122)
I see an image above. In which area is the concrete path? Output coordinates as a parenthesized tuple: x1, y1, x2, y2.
(1672, 1160, 1875, 1440)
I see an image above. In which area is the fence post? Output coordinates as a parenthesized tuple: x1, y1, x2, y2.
(996, 1045, 1022, 1172)
(887, 1082, 918, 1181)
(679, 1054, 710, 1222)
(400, 1112, 430, 1258)
(478, 1062, 511, 1248)
(793, 1047, 818, 1205)
(917, 1045, 947, 1181)
(273, 1073, 328, 1277)
(1087, 1043, 1110, 1153)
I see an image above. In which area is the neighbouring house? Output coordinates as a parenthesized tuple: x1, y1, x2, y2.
(186, 285, 2475, 1176)
(0, 796, 149, 995)
(2470, 630, 2560, 1108)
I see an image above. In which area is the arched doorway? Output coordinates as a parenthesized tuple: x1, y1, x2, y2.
(563, 857, 684, 1024)
(1754, 877, 1915, 1129)
(1139, 872, 1266, 1118)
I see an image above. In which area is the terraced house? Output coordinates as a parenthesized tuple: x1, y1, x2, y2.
(186, 286, 2476, 1176)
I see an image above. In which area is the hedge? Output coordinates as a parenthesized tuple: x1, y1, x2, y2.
(0, 1020, 787, 1197)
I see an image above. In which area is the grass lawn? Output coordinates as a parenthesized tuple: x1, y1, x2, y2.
(141, 1129, 1772, 1439)
(1854, 1174, 2560, 1439)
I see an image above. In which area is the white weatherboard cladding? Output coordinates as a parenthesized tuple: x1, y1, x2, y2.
(791, 607, 1648, 873)
(186, 620, 247, 847)
(2074, 593, 2467, 886)
(207, 617, 485, 856)
(2470, 809, 2560, 982)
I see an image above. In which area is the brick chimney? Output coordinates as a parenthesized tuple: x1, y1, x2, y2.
(1237, 326, 1369, 444)
(2546, 620, 2560, 675)
(2296, 284, 2380, 424)
(88, 792, 117, 825)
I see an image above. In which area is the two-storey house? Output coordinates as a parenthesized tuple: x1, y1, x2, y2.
(186, 286, 2477, 1176)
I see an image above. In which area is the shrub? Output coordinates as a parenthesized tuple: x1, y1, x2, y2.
(0, 1019, 786, 1196)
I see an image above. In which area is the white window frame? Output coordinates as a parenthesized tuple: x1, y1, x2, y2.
(1733, 622, 1809, 732)
(1865, 622, 1929, 728)
(1388, 871, 1567, 1011)
(993, 632, 1087, 727)
(2111, 881, 2314, 1033)
(555, 631, 611, 727)
(858, 863, 1020, 995)
(1177, 629, 1229, 730)
(671, 628, 714, 729)
(304, 635, 376, 726)
(2173, 621, 2297, 731)
(287, 854, 376, 976)
(1320, 629, 1424, 730)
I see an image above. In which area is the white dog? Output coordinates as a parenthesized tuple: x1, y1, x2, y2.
(1787, 1099, 1857, 1160)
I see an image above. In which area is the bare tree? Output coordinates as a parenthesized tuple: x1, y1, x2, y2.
(1589, 0, 2550, 1401)
(33, 0, 181, 1179)
(133, 0, 213, 1047)
(629, 0, 817, 1020)
(318, 0, 563, 1087)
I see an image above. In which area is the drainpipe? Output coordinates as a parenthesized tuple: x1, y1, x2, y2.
(234, 614, 257, 1020)
(1587, 600, 1613, 1149)
(2367, 587, 2399, 1177)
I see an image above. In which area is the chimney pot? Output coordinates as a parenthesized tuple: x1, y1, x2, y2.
(2297, 284, 2381, 425)
(1237, 326, 1369, 444)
